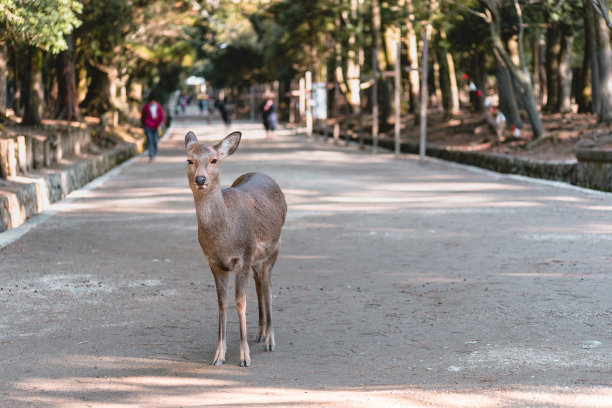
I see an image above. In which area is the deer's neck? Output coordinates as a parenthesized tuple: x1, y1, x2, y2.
(194, 188, 229, 233)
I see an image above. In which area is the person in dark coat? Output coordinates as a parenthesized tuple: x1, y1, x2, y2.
(260, 93, 278, 139)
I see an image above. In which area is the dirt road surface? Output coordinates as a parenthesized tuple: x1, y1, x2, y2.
(1, 116, 610, 407)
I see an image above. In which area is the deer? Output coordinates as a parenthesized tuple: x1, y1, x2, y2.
(185, 131, 287, 367)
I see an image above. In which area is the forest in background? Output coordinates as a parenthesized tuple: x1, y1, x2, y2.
(2, 0, 612, 142)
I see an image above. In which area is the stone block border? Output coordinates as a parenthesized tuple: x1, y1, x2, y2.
(316, 129, 612, 193)
(0, 140, 144, 233)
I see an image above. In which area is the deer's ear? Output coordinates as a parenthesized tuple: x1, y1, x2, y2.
(217, 131, 242, 158)
(185, 131, 198, 151)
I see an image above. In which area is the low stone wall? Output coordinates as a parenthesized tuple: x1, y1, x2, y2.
(575, 148, 612, 192)
(377, 139, 578, 185)
(0, 127, 91, 179)
(0, 140, 144, 232)
(317, 128, 612, 193)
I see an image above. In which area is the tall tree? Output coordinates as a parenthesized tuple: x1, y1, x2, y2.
(402, 0, 420, 114)
(55, 34, 80, 121)
(480, 0, 545, 138)
(591, 0, 612, 123)
(0, 0, 82, 124)
(557, 22, 573, 113)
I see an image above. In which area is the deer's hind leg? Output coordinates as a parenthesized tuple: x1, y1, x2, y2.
(261, 248, 279, 352)
(252, 262, 267, 343)
(235, 265, 252, 367)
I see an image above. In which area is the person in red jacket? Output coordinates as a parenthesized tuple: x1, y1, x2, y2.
(141, 94, 165, 161)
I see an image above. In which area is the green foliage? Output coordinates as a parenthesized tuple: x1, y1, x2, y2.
(0, 0, 82, 53)
(203, 38, 265, 88)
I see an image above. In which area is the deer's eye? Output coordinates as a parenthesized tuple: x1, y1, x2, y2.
(187, 159, 193, 165)
(210, 158, 218, 164)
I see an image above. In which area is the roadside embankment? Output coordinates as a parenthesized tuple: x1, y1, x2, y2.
(315, 129, 612, 192)
(0, 127, 144, 232)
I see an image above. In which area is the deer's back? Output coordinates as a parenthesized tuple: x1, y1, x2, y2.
(224, 172, 286, 243)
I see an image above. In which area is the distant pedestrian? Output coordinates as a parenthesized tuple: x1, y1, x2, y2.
(260, 93, 278, 139)
(206, 97, 214, 124)
(216, 97, 231, 128)
(141, 94, 165, 161)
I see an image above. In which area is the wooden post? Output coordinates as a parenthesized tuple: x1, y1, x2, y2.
(250, 85, 255, 122)
(289, 95, 296, 124)
(420, 24, 431, 164)
(0, 139, 9, 179)
(372, 51, 379, 154)
(44, 138, 52, 167)
(32, 136, 44, 168)
(25, 135, 33, 170)
(358, 90, 364, 149)
(394, 41, 401, 156)
(298, 77, 305, 124)
(17, 135, 27, 174)
(333, 77, 340, 144)
(0, 138, 16, 178)
(305, 71, 313, 138)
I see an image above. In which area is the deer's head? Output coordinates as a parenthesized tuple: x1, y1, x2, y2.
(185, 131, 241, 192)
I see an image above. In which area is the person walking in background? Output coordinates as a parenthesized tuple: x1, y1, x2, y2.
(260, 92, 277, 139)
(216, 96, 231, 128)
(141, 94, 165, 161)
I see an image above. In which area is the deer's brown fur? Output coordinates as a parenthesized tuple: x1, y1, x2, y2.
(185, 131, 286, 367)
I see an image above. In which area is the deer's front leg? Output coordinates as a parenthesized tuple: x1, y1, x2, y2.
(211, 266, 229, 366)
(235, 266, 251, 367)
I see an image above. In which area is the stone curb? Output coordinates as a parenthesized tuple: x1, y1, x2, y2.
(377, 139, 578, 185)
(0, 140, 144, 233)
(318, 130, 612, 192)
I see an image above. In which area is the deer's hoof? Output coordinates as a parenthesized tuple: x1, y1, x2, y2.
(212, 359, 225, 366)
(240, 359, 252, 367)
(265, 345, 276, 352)
(256, 336, 266, 343)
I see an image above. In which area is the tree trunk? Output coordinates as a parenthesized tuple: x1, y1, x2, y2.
(22, 49, 44, 126)
(585, 0, 600, 114)
(558, 23, 573, 113)
(494, 49, 522, 128)
(0, 34, 6, 120)
(437, 40, 452, 114)
(594, 4, 612, 122)
(433, 51, 444, 111)
(55, 35, 81, 121)
(578, 0, 595, 113)
(576, 46, 592, 113)
(0, 43, 8, 122)
(80, 62, 113, 116)
(77, 63, 88, 104)
(483, 2, 545, 138)
(382, 26, 400, 127)
(333, 15, 349, 100)
(372, 0, 392, 129)
(347, 0, 361, 118)
(545, 22, 562, 112)
(470, 51, 486, 112)
(442, 31, 459, 116)
(531, 30, 542, 106)
(11, 50, 21, 116)
(403, 0, 420, 114)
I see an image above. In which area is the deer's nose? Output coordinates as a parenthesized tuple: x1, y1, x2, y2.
(195, 176, 207, 186)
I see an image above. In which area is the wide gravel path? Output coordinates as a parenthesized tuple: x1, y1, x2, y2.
(1, 115, 610, 407)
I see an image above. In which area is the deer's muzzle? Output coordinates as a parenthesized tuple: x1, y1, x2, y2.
(195, 176, 207, 186)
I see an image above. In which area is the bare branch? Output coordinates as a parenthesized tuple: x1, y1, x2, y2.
(552, 0, 567, 13)
(442, 0, 491, 22)
(513, 0, 529, 75)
